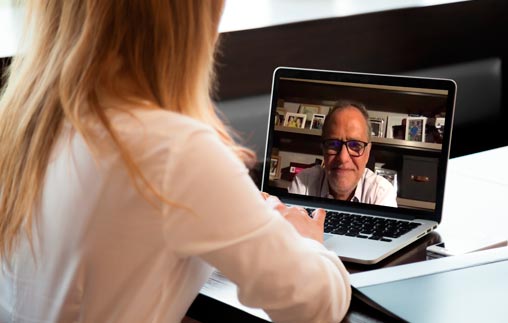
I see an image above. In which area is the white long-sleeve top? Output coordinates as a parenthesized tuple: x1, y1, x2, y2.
(0, 108, 351, 323)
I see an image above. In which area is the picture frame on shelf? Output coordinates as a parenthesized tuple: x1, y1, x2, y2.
(283, 112, 306, 129)
(369, 117, 385, 137)
(386, 115, 406, 139)
(310, 113, 326, 130)
(405, 116, 427, 142)
(269, 155, 281, 180)
(274, 107, 286, 126)
(298, 104, 321, 122)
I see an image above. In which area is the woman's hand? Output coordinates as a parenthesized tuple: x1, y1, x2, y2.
(261, 192, 326, 243)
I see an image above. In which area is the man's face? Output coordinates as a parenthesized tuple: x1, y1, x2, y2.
(323, 107, 371, 200)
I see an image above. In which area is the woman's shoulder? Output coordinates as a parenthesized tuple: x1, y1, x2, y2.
(84, 108, 221, 162)
(109, 108, 214, 140)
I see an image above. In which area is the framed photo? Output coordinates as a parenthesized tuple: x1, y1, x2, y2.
(269, 155, 281, 179)
(310, 113, 326, 130)
(405, 116, 427, 142)
(298, 104, 321, 122)
(386, 115, 406, 139)
(369, 117, 385, 137)
(283, 112, 306, 129)
(274, 107, 286, 126)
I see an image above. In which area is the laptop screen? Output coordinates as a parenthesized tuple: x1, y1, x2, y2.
(261, 67, 456, 222)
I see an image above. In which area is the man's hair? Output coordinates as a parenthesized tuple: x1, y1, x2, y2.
(321, 100, 372, 141)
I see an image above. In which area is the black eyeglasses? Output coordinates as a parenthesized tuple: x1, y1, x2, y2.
(321, 139, 369, 157)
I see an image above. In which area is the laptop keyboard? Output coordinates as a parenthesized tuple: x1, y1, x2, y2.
(305, 208, 421, 242)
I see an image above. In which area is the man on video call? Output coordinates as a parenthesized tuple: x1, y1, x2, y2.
(288, 101, 398, 207)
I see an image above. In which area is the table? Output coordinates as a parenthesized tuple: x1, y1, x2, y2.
(186, 146, 508, 322)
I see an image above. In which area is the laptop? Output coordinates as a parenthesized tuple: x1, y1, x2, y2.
(261, 67, 456, 264)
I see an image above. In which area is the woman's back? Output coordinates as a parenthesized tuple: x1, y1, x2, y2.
(0, 109, 222, 322)
(1, 106, 351, 322)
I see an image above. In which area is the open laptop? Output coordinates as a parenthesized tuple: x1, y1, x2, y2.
(261, 67, 456, 264)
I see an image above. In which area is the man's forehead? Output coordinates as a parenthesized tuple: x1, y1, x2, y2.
(332, 106, 364, 118)
(329, 112, 367, 129)
(329, 108, 369, 135)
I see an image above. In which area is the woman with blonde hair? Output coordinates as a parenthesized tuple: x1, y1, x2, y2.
(0, 1, 350, 322)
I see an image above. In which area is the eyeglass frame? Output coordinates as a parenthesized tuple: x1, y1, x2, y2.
(321, 139, 370, 157)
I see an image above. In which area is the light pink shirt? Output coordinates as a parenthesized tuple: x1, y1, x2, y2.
(288, 165, 398, 207)
(0, 108, 350, 323)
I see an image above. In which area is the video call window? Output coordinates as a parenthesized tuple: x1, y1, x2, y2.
(268, 78, 449, 212)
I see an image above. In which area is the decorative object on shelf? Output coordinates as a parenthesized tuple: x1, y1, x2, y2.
(310, 113, 326, 130)
(283, 112, 306, 129)
(405, 116, 427, 142)
(269, 155, 281, 180)
(368, 117, 385, 137)
(433, 116, 445, 143)
(386, 115, 406, 139)
(298, 104, 321, 122)
(426, 116, 446, 143)
(274, 107, 286, 126)
(434, 117, 445, 129)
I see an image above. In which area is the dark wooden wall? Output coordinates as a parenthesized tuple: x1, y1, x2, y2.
(214, 0, 508, 100)
(2, 0, 507, 157)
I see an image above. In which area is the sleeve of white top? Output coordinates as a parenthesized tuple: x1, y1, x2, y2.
(162, 128, 351, 323)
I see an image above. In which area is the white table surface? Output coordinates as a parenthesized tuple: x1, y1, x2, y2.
(438, 146, 508, 239)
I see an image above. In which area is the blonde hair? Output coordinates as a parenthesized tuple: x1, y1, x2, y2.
(0, 1, 255, 259)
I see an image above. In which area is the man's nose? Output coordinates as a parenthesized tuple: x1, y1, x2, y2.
(335, 144, 351, 163)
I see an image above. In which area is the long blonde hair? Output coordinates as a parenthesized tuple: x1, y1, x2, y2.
(0, 1, 255, 259)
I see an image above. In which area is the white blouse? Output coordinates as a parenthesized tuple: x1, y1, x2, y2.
(0, 108, 351, 323)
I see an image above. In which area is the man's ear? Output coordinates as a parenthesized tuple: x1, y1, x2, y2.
(365, 143, 372, 154)
(364, 145, 375, 172)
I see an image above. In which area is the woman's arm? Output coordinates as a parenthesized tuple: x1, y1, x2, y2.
(163, 128, 351, 323)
